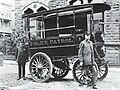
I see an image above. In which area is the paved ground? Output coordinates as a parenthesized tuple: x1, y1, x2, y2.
(0, 60, 120, 90)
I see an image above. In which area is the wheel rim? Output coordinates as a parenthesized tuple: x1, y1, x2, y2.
(29, 52, 52, 82)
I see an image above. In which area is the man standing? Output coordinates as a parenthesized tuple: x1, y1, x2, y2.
(78, 32, 98, 89)
(15, 40, 28, 80)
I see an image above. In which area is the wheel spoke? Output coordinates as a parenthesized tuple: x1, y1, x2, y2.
(31, 63, 38, 67)
(79, 74, 84, 81)
(98, 72, 103, 77)
(42, 66, 50, 69)
(76, 72, 83, 77)
(31, 70, 37, 76)
(98, 68, 105, 73)
(43, 61, 49, 67)
(31, 66, 37, 69)
(99, 69, 104, 74)
(59, 69, 63, 75)
(75, 66, 82, 70)
(99, 68, 105, 72)
(41, 57, 47, 65)
(98, 70, 103, 77)
(33, 59, 37, 64)
(75, 71, 82, 74)
(35, 57, 39, 64)
(39, 56, 44, 64)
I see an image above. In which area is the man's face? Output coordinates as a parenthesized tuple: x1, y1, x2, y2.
(85, 34, 91, 40)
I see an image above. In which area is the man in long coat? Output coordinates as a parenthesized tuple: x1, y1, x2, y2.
(15, 41, 28, 80)
(78, 32, 98, 89)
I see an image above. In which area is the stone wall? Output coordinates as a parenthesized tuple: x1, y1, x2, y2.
(105, 0, 120, 65)
(15, 0, 67, 33)
(15, 0, 23, 32)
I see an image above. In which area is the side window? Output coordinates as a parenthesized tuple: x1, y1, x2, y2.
(44, 16, 57, 29)
(59, 14, 74, 37)
(36, 20, 43, 39)
(29, 17, 43, 40)
(29, 17, 36, 40)
(59, 15, 74, 27)
(44, 16, 58, 38)
(75, 13, 87, 34)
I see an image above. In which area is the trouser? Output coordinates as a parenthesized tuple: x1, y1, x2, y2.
(91, 65, 98, 86)
(82, 65, 98, 86)
(18, 62, 26, 78)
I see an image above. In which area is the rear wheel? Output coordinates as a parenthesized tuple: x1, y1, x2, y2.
(52, 67, 69, 79)
(29, 52, 52, 82)
(72, 60, 98, 85)
(52, 59, 69, 79)
(97, 64, 108, 81)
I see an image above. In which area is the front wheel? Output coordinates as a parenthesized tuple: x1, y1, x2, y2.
(29, 52, 52, 82)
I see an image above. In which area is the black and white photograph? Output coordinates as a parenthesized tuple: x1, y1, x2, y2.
(0, 0, 120, 90)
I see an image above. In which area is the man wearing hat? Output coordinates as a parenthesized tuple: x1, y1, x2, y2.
(78, 32, 98, 89)
(15, 40, 28, 80)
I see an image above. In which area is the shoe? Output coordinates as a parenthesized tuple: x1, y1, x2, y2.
(17, 77, 21, 80)
(22, 77, 26, 80)
(92, 86, 98, 89)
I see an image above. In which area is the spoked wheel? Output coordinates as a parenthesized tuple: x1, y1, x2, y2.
(29, 52, 52, 82)
(72, 60, 98, 85)
(97, 64, 108, 81)
(52, 67, 69, 79)
(52, 59, 69, 79)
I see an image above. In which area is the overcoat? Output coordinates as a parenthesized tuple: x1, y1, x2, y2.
(15, 45, 28, 64)
(78, 39, 95, 65)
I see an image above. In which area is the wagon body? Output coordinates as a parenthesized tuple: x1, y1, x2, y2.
(22, 3, 111, 82)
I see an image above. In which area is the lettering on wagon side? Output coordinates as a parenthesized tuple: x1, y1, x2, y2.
(30, 37, 74, 47)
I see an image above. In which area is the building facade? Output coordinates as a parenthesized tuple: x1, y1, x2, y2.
(104, 0, 120, 65)
(0, 2, 13, 39)
(15, 0, 120, 65)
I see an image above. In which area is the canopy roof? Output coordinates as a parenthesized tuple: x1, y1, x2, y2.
(22, 3, 111, 18)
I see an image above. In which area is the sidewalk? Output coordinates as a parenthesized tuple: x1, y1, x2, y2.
(0, 60, 120, 90)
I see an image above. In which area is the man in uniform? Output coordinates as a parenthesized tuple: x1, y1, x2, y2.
(15, 40, 28, 80)
(78, 32, 98, 89)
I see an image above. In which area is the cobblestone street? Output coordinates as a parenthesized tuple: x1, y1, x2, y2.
(0, 60, 120, 90)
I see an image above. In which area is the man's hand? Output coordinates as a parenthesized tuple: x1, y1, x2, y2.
(80, 61, 83, 66)
(26, 59, 29, 62)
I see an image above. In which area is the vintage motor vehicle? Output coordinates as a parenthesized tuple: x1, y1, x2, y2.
(22, 3, 111, 84)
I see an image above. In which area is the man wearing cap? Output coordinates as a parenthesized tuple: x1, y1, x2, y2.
(15, 41, 28, 80)
(78, 32, 98, 89)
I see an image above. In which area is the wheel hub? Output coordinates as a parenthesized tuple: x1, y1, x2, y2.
(37, 63, 43, 69)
